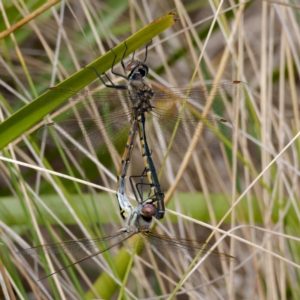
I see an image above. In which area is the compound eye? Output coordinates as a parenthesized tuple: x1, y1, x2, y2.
(139, 62, 148, 76)
(138, 67, 147, 78)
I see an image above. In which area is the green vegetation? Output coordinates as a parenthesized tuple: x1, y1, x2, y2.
(1, 1, 299, 299)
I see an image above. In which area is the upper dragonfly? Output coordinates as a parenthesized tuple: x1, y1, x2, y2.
(37, 41, 244, 220)
(17, 172, 234, 281)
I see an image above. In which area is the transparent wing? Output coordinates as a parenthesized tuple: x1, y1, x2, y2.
(37, 88, 134, 152)
(37, 118, 131, 153)
(141, 231, 234, 261)
(17, 230, 129, 256)
(37, 81, 244, 153)
(146, 81, 244, 152)
(18, 229, 233, 261)
(17, 230, 136, 280)
(16, 229, 233, 280)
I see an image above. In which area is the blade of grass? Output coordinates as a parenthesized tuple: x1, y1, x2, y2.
(0, 12, 177, 150)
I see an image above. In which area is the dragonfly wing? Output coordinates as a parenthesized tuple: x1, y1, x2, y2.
(17, 230, 128, 256)
(142, 231, 234, 261)
(146, 113, 234, 154)
(37, 88, 134, 153)
(40, 88, 133, 115)
(37, 116, 131, 154)
(147, 81, 244, 152)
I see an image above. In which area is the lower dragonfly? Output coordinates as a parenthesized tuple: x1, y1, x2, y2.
(36, 41, 245, 222)
(17, 172, 234, 281)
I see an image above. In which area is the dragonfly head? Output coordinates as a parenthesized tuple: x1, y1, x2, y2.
(140, 203, 156, 217)
(131, 203, 155, 229)
(126, 61, 149, 81)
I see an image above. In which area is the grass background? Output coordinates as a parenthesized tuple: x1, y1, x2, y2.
(1, 0, 300, 299)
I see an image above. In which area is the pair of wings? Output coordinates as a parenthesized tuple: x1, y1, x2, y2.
(18, 228, 233, 279)
(36, 81, 244, 155)
(18, 228, 232, 260)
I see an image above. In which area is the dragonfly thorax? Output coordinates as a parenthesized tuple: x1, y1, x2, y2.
(128, 80, 154, 114)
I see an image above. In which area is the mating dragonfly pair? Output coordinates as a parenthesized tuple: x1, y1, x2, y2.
(18, 40, 243, 279)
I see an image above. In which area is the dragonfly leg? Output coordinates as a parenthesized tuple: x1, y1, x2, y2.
(129, 173, 142, 203)
(129, 168, 148, 203)
(121, 41, 129, 71)
(87, 66, 127, 89)
(143, 40, 152, 62)
(90, 40, 152, 89)
(110, 46, 128, 80)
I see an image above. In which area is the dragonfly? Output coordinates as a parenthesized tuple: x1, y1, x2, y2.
(38, 41, 166, 221)
(17, 173, 234, 281)
(36, 41, 244, 221)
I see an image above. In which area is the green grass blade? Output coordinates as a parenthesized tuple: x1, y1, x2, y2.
(0, 12, 177, 150)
